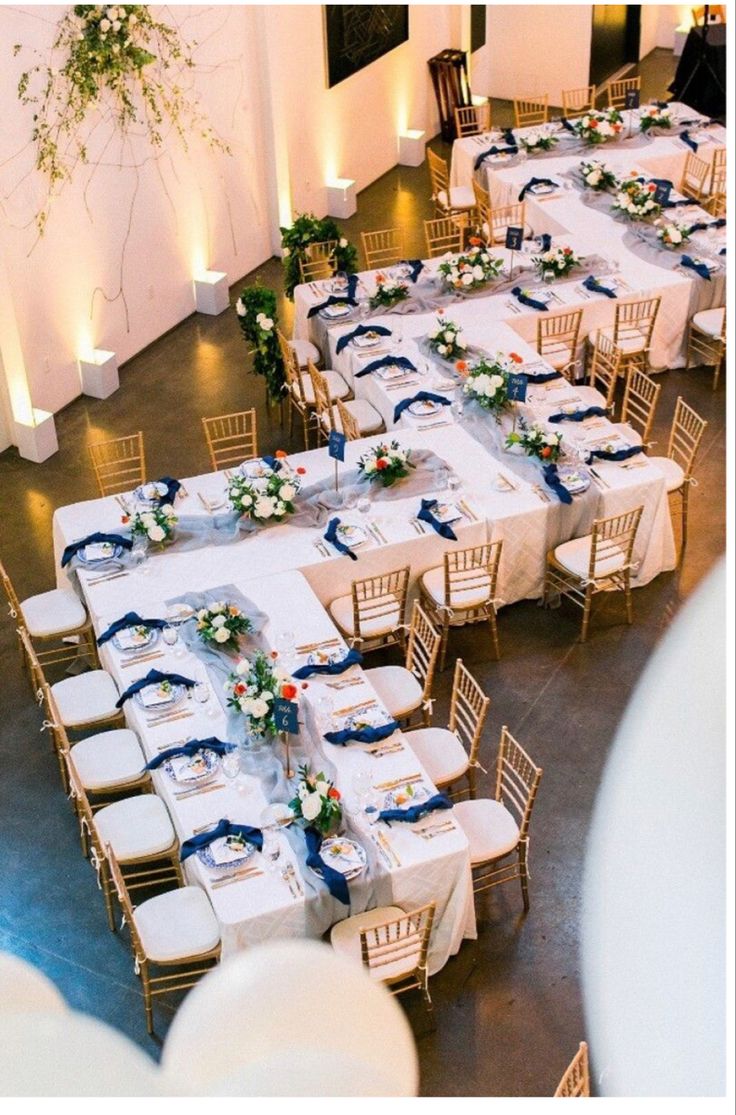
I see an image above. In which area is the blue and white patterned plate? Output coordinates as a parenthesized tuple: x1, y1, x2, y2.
(164, 748, 219, 785)
(383, 782, 429, 810)
(133, 481, 168, 507)
(133, 682, 185, 711)
(77, 542, 122, 566)
(307, 648, 342, 666)
(198, 835, 257, 873)
(308, 837, 367, 881)
(112, 626, 158, 653)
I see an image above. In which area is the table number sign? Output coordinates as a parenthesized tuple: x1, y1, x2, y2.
(273, 697, 299, 734)
(505, 226, 524, 251)
(507, 372, 528, 402)
(653, 180, 672, 206)
(328, 429, 346, 491)
(625, 89, 640, 110)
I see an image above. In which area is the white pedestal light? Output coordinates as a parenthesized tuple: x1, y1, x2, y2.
(78, 349, 119, 400)
(193, 270, 230, 315)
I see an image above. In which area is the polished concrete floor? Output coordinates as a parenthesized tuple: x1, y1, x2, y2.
(0, 50, 726, 1095)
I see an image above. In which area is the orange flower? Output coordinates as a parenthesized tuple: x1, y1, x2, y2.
(455, 360, 468, 375)
(120, 514, 129, 524)
(375, 272, 385, 283)
(275, 449, 287, 458)
(270, 649, 279, 658)
(509, 351, 523, 364)
(541, 446, 553, 458)
(281, 683, 297, 700)
(229, 606, 240, 616)
(376, 458, 389, 470)
(469, 236, 482, 246)
(296, 466, 306, 475)
(328, 787, 341, 800)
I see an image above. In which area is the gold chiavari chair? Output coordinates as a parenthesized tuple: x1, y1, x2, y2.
(586, 296, 661, 378)
(472, 180, 492, 239)
(606, 75, 641, 110)
(454, 102, 491, 137)
(88, 432, 145, 497)
(686, 306, 726, 390)
(106, 843, 220, 1034)
(562, 85, 596, 118)
(679, 151, 712, 205)
(336, 399, 362, 442)
(427, 147, 476, 221)
(620, 368, 661, 445)
(648, 397, 708, 559)
(588, 331, 623, 411)
(554, 1041, 591, 1097)
(514, 95, 548, 128)
(419, 541, 503, 670)
(536, 308, 583, 382)
(489, 200, 528, 244)
(1, 556, 97, 687)
(544, 506, 644, 641)
(202, 408, 257, 472)
(361, 228, 405, 271)
(707, 146, 725, 216)
(454, 726, 543, 912)
(309, 363, 382, 443)
(328, 566, 410, 654)
(278, 332, 350, 449)
(298, 239, 338, 284)
(405, 659, 490, 800)
(423, 216, 464, 259)
(330, 903, 437, 1018)
(364, 601, 441, 729)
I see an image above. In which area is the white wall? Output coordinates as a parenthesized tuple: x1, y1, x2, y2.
(640, 4, 683, 57)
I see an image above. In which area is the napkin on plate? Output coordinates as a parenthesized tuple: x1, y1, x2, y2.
(680, 130, 698, 152)
(307, 294, 358, 319)
(587, 444, 645, 462)
(149, 476, 181, 505)
(518, 177, 558, 201)
(548, 406, 609, 425)
(144, 738, 235, 771)
(378, 793, 453, 826)
(304, 827, 350, 904)
(356, 355, 416, 379)
(115, 668, 195, 708)
(324, 719, 400, 747)
(61, 531, 132, 568)
(680, 255, 713, 280)
(474, 143, 518, 169)
(324, 517, 358, 560)
(393, 391, 452, 424)
(399, 259, 425, 283)
(417, 498, 458, 541)
(542, 463, 573, 504)
(97, 611, 169, 645)
(292, 648, 362, 679)
(511, 286, 550, 312)
(180, 818, 263, 861)
(582, 275, 617, 299)
(335, 324, 391, 355)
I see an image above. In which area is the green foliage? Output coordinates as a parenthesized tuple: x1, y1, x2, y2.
(234, 285, 285, 403)
(280, 213, 358, 300)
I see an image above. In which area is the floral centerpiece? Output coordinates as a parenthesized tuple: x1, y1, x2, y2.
(505, 422, 563, 461)
(280, 213, 358, 299)
(574, 110, 624, 144)
(124, 504, 177, 544)
(289, 764, 342, 835)
(426, 316, 467, 360)
(638, 104, 672, 133)
(227, 467, 301, 524)
(612, 177, 662, 221)
(357, 441, 414, 488)
(437, 239, 503, 292)
(225, 650, 295, 737)
(462, 355, 511, 417)
(196, 601, 252, 651)
(532, 244, 581, 280)
(369, 273, 410, 310)
(234, 285, 285, 403)
(519, 130, 558, 153)
(656, 221, 691, 249)
(580, 160, 618, 192)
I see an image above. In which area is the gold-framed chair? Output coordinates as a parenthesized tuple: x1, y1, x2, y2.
(361, 228, 405, 271)
(423, 216, 464, 259)
(328, 566, 410, 653)
(106, 842, 220, 1034)
(454, 725, 543, 913)
(588, 331, 624, 411)
(454, 102, 491, 138)
(544, 506, 644, 641)
(472, 180, 492, 238)
(536, 308, 583, 382)
(679, 151, 712, 205)
(309, 364, 383, 443)
(606, 75, 641, 110)
(364, 601, 441, 729)
(202, 409, 257, 472)
(586, 296, 661, 377)
(648, 397, 708, 559)
(620, 368, 661, 445)
(562, 85, 596, 118)
(278, 332, 350, 449)
(514, 95, 548, 128)
(427, 147, 476, 221)
(405, 658, 490, 800)
(554, 1041, 591, 1097)
(298, 239, 338, 285)
(335, 399, 362, 442)
(488, 201, 528, 244)
(419, 541, 503, 670)
(330, 902, 436, 1018)
(707, 146, 725, 216)
(686, 306, 726, 389)
(88, 432, 145, 497)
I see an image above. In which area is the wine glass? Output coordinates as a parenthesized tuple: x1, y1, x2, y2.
(351, 768, 374, 817)
(334, 270, 348, 294)
(315, 692, 334, 733)
(451, 389, 465, 422)
(356, 496, 371, 526)
(221, 746, 240, 785)
(276, 630, 296, 671)
(162, 625, 177, 649)
(261, 828, 282, 873)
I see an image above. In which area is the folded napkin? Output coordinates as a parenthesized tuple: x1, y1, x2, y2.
(502, 127, 517, 147)
(587, 444, 645, 462)
(538, 233, 552, 252)
(324, 517, 358, 560)
(680, 254, 712, 280)
(474, 143, 517, 169)
(548, 405, 609, 424)
(680, 129, 698, 152)
(664, 197, 697, 209)
(324, 719, 400, 747)
(511, 286, 549, 312)
(582, 275, 617, 299)
(417, 498, 457, 541)
(115, 667, 196, 708)
(719, 248, 726, 256)
(542, 463, 573, 504)
(292, 648, 362, 679)
(356, 355, 416, 379)
(307, 293, 359, 319)
(378, 793, 453, 826)
(393, 391, 452, 424)
(144, 738, 235, 771)
(146, 476, 181, 506)
(559, 116, 577, 133)
(518, 177, 558, 201)
(523, 366, 560, 384)
(304, 827, 349, 905)
(97, 611, 168, 646)
(180, 818, 263, 862)
(654, 100, 670, 109)
(61, 531, 132, 568)
(260, 455, 284, 471)
(335, 324, 391, 355)
(399, 259, 424, 283)
(687, 218, 726, 233)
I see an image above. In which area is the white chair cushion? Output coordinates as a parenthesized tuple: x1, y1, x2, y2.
(51, 670, 120, 728)
(553, 534, 626, 580)
(692, 307, 725, 338)
(454, 799, 520, 863)
(331, 906, 416, 981)
(134, 886, 220, 963)
(437, 185, 476, 210)
(404, 727, 469, 786)
(289, 339, 321, 367)
(648, 455, 685, 492)
(21, 588, 87, 638)
(70, 729, 146, 792)
(94, 794, 176, 861)
(329, 594, 401, 639)
(546, 352, 573, 372)
(587, 326, 647, 354)
(363, 666, 423, 718)
(421, 566, 492, 611)
(299, 369, 350, 404)
(334, 399, 384, 436)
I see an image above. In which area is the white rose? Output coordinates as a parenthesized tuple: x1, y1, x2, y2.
(160, 503, 174, 517)
(443, 330, 455, 342)
(211, 614, 227, 628)
(282, 247, 290, 257)
(315, 780, 329, 796)
(474, 373, 491, 395)
(481, 253, 490, 262)
(250, 697, 269, 719)
(260, 317, 274, 331)
(214, 627, 230, 643)
(472, 265, 484, 281)
(240, 492, 253, 508)
(148, 524, 165, 542)
(274, 501, 286, 516)
(112, 20, 121, 32)
(670, 229, 682, 244)
(462, 273, 474, 286)
(491, 374, 504, 389)
(255, 496, 275, 518)
(339, 238, 347, 248)
(197, 608, 208, 620)
(301, 791, 323, 821)
(106, 7, 116, 18)
(589, 170, 601, 186)
(261, 691, 274, 702)
(457, 338, 467, 349)
(100, 18, 111, 32)
(236, 658, 250, 675)
(437, 344, 448, 355)
(128, 13, 137, 25)
(280, 483, 295, 501)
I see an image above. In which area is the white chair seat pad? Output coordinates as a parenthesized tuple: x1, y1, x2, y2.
(94, 794, 176, 861)
(363, 666, 423, 718)
(454, 799, 521, 863)
(134, 886, 220, 963)
(290, 339, 321, 367)
(553, 535, 626, 580)
(546, 352, 573, 371)
(21, 588, 87, 637)
(329, 594, 401, 639)
(648, 455, 685, 492)
(51, 670, 120, 727)
(70, 729, 146, 791)
(404, 727, 469, 786)
(331, 906, 419, 981)
(437, 186, 475, 210)
(692, 307, 725, 338)
(299, 369, 350, 404)
(421, 566, 492, 611)
(587, 326, 647, 354)
(331, 399, 383, 436)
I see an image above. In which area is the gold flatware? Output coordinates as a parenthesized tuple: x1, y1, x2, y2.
(370, 833, 393, 868)
(371, 521, 388, 544)
(295, 637, 341, 653)
(377, 829, 401, 867)
(459, 499, 478, 522)
(211, 868, 264, 890)
(87, 571, 130, 586)
(367, 743, 404, 758)
(326, 677, 362, 690)
(533, 485, 551, 503)
(418, 420, 452, 430)
(589, 467, 610, 489)
(193, 819, 219, 834)
(416, 823, 456, 840)
(147, 711, 194, 728)
(333, 698, 378, 717)
(120, 652, 164, 668)
(374, 772, 422, 792)
(156, 736, 191, 752)
(174, 781, 225, 800)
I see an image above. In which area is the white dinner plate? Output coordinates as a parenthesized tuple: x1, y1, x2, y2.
(407, 398, 442, 417)
(133, 481, 168, 505)
(336, 523, 369, 547)
(198, 835, 257, 873)
(78, 541, 122, 565)
(133, 682, 186, 711)
(320, 302, 353, 319)
(431, 501, 462, 524)
(557, 467, 591, 495)
(164, 749, 220, 785)
(112, 626, 158, 653)
(352, 331, 385, 349)
(308, 838, 367, 882)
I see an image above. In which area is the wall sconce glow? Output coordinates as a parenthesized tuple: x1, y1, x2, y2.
(278, 185, 293, 230)
(326, 177, 357, 220)
(191, 244, 208, 279)
(472, 94, 488, 108)
(193, 270, 230, 316)
(78, 348, 119, 400)
(397, 130, 426, 168)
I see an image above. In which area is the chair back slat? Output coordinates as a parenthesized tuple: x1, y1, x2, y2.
(298, 240, 338, 284)
(680, 152, 711, 200)
(589, 507, 643, 580)
(514, 96, 548, 128)
(202, 410, 257, 472)
(454, 103, 491, 137)
(336, 399, 361, 441)
(427, 147, 451, 199)
(554, 1041, 591, 1097)
(448, 658, 490, 764)
(667, 397, 707, 477)
(361, 228, 404, 271)
(607, 75, 640, 109)
(443, 542, 501, 610)
(489, 201, 526, 243)
(88, 432, 145, 497)
(405, 601, 441, 699)
(495, 726, 542, 837)
(0, 558, 22, 619)
(424, 217, 463, 258)
(589, 331, 622, 408)
(472, 180, 492, 230)
(352, 567, 410, 642)
(613, 296, 661, 349)
(620, 369, 661, 443)
(537, 308, 582, 378)
(309, 362, 335, 435)
(360, 903, 436, 978)
(562, 85, 595, 117)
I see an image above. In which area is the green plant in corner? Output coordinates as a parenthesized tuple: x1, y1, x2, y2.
(280, 213, 358, 300)
(235, 286, 286, 403)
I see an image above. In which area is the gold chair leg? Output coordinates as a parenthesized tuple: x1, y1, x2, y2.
(101, 863, 117, 933)
(580, 585, 593, 642)
(141, 962, 154, 1035)
(489, 609, 501, 660)
(680, 485, 690, 559)
(439, 622, 450, 671)
(467, 766, 477, 800)
(519, 844, 530, 912)
(624, 572, 634, 625)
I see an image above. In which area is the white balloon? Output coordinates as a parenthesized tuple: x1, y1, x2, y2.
(0, 951, 67, 1015)
(208, 1049, 410, 1096)
(582, 560, 726, 1095)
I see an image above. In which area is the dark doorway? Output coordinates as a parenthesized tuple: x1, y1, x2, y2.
(589, 5, 641, 88)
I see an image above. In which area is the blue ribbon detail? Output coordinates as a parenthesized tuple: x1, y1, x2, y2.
(511, 287, 549, 312)
(542, 464, 573, 504)
(583, 275, 617, 299)
(324, 517, 358, 560)
(336, 324, 391, 354)
(144, 738, 236, 771)
(681, 254, 712, 279)
(378, 793, 453, 826)
(393, 391, 452, 424)
(97, 612, 168, 646)
(324, 719, 400, 747)
(399, 259, 424, 282)
(259, 455, 283, 472)
(292, 648, 363, 679)
(417, 498, 457, 540)
(180, 818, 263, 862)
(308, 294, 358, 319)
(680, 130, 698, 152)
(304, 827, 350, 905)
(356, 355, 416, 379)
(61, 532, 132, 568)
(474, 143, 517, 169)
(587, 444, 645, 462)
(518, 177, 558, 201)
(115, 668, 196, 708)
(548, 406, 609, 425)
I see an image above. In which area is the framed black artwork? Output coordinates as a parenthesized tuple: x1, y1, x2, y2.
(325, 5, 409, 88)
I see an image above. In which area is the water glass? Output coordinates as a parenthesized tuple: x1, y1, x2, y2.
(261, 828, 282, 872)
(162, 625, 177, 648)
(334, 270, 348, 292)
(276, 630, 296, 670)
(357, 496, 371, 523)
(221, 747, 240, 783)
(447, 471, 462, 495)
(315, 693, 334, 732)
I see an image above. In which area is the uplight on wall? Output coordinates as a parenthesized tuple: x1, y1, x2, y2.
(193, 270, 230, 316)
(325, 177, 356, 220)
(397, 130, 426, 168)
(78, 349, 119, 400)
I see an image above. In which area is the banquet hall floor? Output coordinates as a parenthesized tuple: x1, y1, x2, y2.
(0, 49, 727, 1096)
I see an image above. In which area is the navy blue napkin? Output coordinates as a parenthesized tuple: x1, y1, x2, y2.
(144, 738, 235, 771)
(180, 818, 263, 862)
(587, 444, 645, 462)
(511, 286, 549, 312)
(687, 218, 726, 233)
(336, 324, 391, 355)
(680, 130, 698, 152)
(61, 532, 132, 568)
(681, 255, 712, 279)
(518, 177, 558, 201)
(97, 611, 168, 645)
(524, 367, 560, 384)
(150, 476, 181, 505)
(542, 464, 573, 504)
(474, 143, 517, 169)
(393, 391, 452, 424)
(583, 275, 617, 299)
(400, 259, 424, 282)
(548, 406, 609, 424)
(655, 100, 670, 109)
(719, 248, 726, 256)
(260, 455, 283, 471)
(324, 719, 400, 747)
(324, 517, 358, 560)
(115, 668, 196, 708)
(538, 233, 552, 252)
(502, 128, 517, 147)
(560, 116, 577, 133)
(304, 827, 349, 905)
(292, 648, 363, 679)
(417, 498, 457, 541)
(356, 355, 416, 379)
(378, 793, 453, 826)
(308, 293, 358, 319)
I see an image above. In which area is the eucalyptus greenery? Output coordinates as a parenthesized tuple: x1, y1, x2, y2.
(234, 286, 286, 403)
(280, 213, 358, 300)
